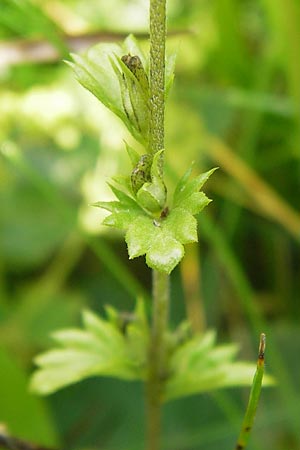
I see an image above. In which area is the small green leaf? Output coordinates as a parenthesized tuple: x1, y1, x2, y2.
(180, 192, 211, 215)
(121, 54, 149, 99)
(30, 308, 146, 395)
(172, 164, 194, 204)
(135, 150, 167, 212)
(125, 214, 188, 273)
(116, 55, 150, 143)
(93, 200, 121, 213)
(68, 44, 125, 119)
(165, 330, 274, 402)
(146, 232, 184, 274)
(94, 198, 142, 229)
(136, 181, 166, 213)
(173, 167, 216, 209)
(69, 37, 150, 145)
(111, 174, 133, 193)
(125, 142, 141, 167)
(126, 216, 156, 258)
(151, 149, 165, 180)
(108, 183, 137, 206)
(82, 309, 125, 349)
(164, 207, 198, 243)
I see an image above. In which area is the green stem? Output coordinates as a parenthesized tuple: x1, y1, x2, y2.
(147, 271, 169, 450)
(235, 333, 266, 450)
(147, 1, 168, 449)
(149, 0, 166, 153)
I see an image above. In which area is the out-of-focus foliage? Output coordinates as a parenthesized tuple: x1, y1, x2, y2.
(32, 300, 273, 399)
(0, 1, 300, 450)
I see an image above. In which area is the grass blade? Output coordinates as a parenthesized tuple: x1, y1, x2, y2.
(235, 333, 266, 450)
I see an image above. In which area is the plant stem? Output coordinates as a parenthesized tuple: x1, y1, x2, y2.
(235, 333, 266, 450)
(147, 271, 169, 450)
(147, 1, 168, 449)
(149, 0, 166, 153)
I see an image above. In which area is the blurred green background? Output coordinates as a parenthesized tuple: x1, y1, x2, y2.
(0, 1, 300, 449)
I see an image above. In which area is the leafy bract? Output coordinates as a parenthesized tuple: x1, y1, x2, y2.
(173, 167, 217, 214)
(67, 35, 176, 146)
(94, 159, 216, 274)
(30, 303, 274, 399)
(165, 330, 275, 401)
(30, 302, 149, 395)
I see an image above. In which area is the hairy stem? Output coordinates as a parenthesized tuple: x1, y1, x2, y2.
(147, 271, 169, 450)
(149, 0, 166, 153)
(147, 2, 168, 449)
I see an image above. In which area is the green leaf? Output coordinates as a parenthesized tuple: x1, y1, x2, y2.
(146, 231, 184, 274)
(136, 181, 166, 213)
(30, 309, 144, 395)
(173, 164, 194, 201)
(173, 167, 217, 210)
(111, 174, 133, 193)
(93, 200, 122, 213)
(180, 192, 211, 215)
(111, 50, 150, 144)
(108, 183, 137, 206)
(68, 44, 125, 119)
(150, 149, 164, 180)
(68, 37, 150, 144)
(126, 215, 156, 258)
(82, 309, 125, 349)
(164, 331, 274, 401)
(94, 197, 143, 229)
(93, 178, 144, 229)
(125, 142, 141, 167)
(125, 214, 188, 273)
(94, 157, 214, 273)
(164, 207, 198, 243)
(111, 55, 149, 144)
(135, 150, 167, 212)
(120, 54, 149, 101)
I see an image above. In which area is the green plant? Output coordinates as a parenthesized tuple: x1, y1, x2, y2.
(30, 1, 273, 449)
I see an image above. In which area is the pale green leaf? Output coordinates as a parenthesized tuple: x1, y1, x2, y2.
(93, 200, 122, 213)
(136, 181, 166, 213)
(150, 149, 164, 180)
(172, 164, 194, 205)
(170, 330, 216, 371)
(164, 207, 198, 243)
(111, 175, 133, 193)
(102, 212, 131, 229)
(146, 232, 184, 274)
(30, 308, 145, 395)
(108, 183, 137, 206)
(69, 44, 125, 119)
(82, 309, 125, 350)
(125, 215, 156, 258)
(180, 191, 212, 215)
(173, 167, 216, 208)
(165, 330, 274, 401)
(125, 142, 141, 167)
